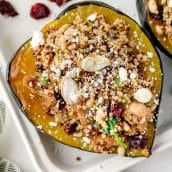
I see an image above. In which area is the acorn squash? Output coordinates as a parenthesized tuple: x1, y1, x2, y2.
(8, 1, 163, 157)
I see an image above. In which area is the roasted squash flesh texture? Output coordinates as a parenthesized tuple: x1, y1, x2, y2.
(9, 4, 162, 157)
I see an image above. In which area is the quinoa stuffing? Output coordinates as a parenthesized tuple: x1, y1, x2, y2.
(24, 13, 160, 155)
(146, 0, 172, 41)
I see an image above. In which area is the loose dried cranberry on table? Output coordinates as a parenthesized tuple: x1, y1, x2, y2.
(110, 104, 124, 117)
(64, 122, 77, 135)
(0, 0, 18, 17)
(127, 135, 148, 149)
(49, 0, 71, 6)
(30, 3, 50, 20)
(56, 0, 64, 6)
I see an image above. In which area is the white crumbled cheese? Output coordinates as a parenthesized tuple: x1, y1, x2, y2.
(37, 82, 41, 87)
(50, 63, 61, 76)
(29, 93, 35, 99)
(89, 44, 94, 50)
(82, 85, 88, 92)
(70, 92, 80, 103)
(83, 137, 91, 144)
(94, 82, 99, 87)
(134, 88, 152, 103)
(154, 99, 159, 105)
(42, 70, 48, 78)
(37, 125, 42, 130)
(98, 97, 103, 104)
(114, 50, 118, 55)
(97, 79, 103, 84)
(112, 61, 119, 67)
(66, 68, 81, 77)
(87, 125, 92, 129)
(55, 103, 59, 108)
(150, 67, 156, 73)
(83, 93, 89, 98)
(147, 51, 154, 58)
(54, 86, 58, 92)
(28, 82, 33, 87)
(49, 121, 57, 127)
(119, 67, 128, 81)
(79, 54, 84, 59)
(31, 31, 44, 49)
(60, 60, 73, 70)
(74, 132, 82, 138)
(168, 0, 172, 7)
(97, 37, 102, 43)
(72, 37, 79, 43)
(130, 72, 137, 79)
(87, 13, 97, 21)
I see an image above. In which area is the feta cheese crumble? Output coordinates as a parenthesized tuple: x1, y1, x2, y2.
(66, 68, 81, 78)
(31, 31, 44, 49)
(49, 122, 57, 127)
(60, 60, 73, 70)
(119, 67, 128, 81)
(150, 67, 156, 73)
(147, 51, 154, 58)
(130, 72, 137, 79)
(70, 93, 80, 103)
(98, 97, 103, 104)
(83, 137, 91, 144)
(37, 125, 42, 130)
(168, 0, 172, 7)
(50, 63, 61, 76)
(87, 13, 97, 21)
(134, 88, 152, 103)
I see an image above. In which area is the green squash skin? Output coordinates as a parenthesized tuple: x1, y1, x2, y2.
(7, 1, 163, 157)
(137, 0, 172, 57)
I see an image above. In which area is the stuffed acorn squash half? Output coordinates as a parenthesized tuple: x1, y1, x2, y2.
(137, 0, 172, 56)
(8, 2, 163, 157)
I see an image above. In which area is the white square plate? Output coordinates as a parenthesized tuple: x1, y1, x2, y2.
(0, 0, 172, 172)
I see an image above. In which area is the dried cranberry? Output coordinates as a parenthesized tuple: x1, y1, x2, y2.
(30, 3, 50, 20)
(137, 64, 145, 79)
(46, 109, 54, 116)
(0, 0, 18, 17)
(36, 63, 44, 71)
(128, 50, 138, 58)
(127, 135, 148, 149)
(64, 122, 77, 135)
(110, 104, 124, 117)
(56, 0, 64, 6)
(59, 100, 66, 110)
(54, 92, 66, 110)
(54, 92, 61, 100)
(51, 0, 71, 6)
